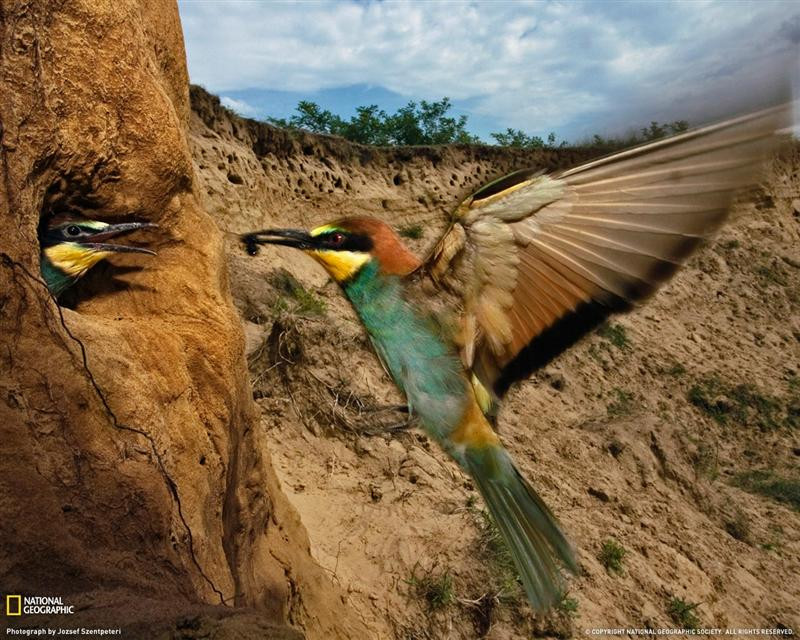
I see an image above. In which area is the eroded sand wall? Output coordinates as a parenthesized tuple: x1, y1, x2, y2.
(0, 2, 366, 637)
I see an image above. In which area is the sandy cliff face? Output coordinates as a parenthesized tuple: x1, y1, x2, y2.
(0, 2, 366, 638)
(189, 87, 800, 639)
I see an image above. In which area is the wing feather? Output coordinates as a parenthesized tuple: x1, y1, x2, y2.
(421, 102, 794, 397)
(553, 225, 696, 261)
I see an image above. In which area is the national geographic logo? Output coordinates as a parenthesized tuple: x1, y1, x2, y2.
(6, 596, 21, 616)
(4, 595, 74, 616)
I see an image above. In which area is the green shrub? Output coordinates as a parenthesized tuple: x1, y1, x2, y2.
(688, 376, 786, 430)
(558, 594, 579, 617)
(398, 224, 424, 239)
(667, 597, 700, 629)
(406, 567, 455, 611)
(269, 270, 327, 317)
(598, 539, 626, 573)
(597, 322, 629, 349)
(732, 470, 800, 510)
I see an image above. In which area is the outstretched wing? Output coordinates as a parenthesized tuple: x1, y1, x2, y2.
(423, 104, 794, 398)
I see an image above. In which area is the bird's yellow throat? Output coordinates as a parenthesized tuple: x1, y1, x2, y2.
(308, 249, 370, 282)
(44, 243, 111, 277)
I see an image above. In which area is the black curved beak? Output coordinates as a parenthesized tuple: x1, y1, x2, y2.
(81, 222, 158, 255)
(241, 229, 314, 256)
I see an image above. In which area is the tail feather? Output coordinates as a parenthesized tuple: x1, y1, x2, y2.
(465, 445, 579, 611)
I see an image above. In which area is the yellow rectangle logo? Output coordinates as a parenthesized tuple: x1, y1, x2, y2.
(6, 594, 21, 616)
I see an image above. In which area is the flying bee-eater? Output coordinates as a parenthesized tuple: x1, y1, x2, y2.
(242, 104, 792, 611)
(39, 215, 157, 297)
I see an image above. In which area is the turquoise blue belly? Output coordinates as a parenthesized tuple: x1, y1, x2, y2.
(344, 262, 470, 441)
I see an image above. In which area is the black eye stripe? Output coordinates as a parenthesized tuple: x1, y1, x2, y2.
(317, 231, 373, 252)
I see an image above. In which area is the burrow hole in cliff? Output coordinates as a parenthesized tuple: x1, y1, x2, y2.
(38, 161, 167, 306)
(39, 167, 114, 274)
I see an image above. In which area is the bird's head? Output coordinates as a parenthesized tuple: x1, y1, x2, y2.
(39, 215, 158, 295)
(242, 216, 421, 283)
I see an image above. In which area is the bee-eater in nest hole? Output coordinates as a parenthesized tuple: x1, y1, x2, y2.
(242, 104, 792, 611)
(39, 214, 157, 297)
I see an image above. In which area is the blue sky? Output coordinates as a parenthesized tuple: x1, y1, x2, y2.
(178, 1, 799, 142)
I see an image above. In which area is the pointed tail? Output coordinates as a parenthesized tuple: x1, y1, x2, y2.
(464, 444, 579, 611)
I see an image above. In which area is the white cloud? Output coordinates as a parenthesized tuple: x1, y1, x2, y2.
(220, 95, 260, 118)
(178, 0, 799, 139)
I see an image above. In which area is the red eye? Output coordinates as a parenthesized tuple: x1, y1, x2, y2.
(331, 232, 345, 245)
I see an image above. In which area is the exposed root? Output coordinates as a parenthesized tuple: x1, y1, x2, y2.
(248, 313, 413, 439)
